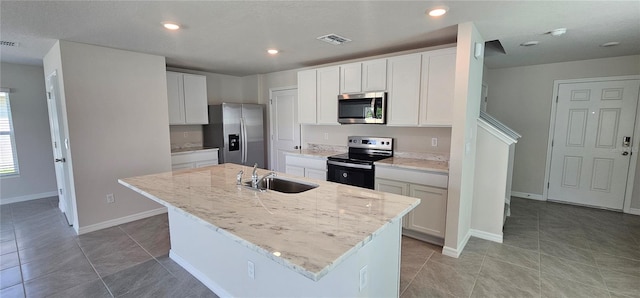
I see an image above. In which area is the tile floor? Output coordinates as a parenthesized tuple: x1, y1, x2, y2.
(1, 196, 639, 297)
(400, 197, 640, 298)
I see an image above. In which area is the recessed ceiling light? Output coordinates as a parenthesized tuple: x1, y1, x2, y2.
(600, 42, 620, 47)
(520, 41, 539, 47)
(162, 22, 180, 30)
(267, 49, 279, 55)
(427, 6, 449, 17)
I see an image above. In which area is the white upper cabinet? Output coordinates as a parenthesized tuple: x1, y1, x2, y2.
(362, 59, 387, 91)
(167, 71, 208, 125)
(316, 66, 340, 125)
(297, 69, 317, 124)
(386, 53, 422, 126)
(340, 62, 362, 94)
(298, 67, 339, 125)
(419, 48, 456, 126)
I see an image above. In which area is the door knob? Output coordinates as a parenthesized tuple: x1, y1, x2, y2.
(55, 158, 66, 162)
(294, 146, 300, 149)
(622, 152, 629, 156)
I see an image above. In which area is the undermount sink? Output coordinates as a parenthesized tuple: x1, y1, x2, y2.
(245, 177, 318, 194)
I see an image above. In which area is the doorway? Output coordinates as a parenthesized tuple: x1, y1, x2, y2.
(546, 76, 640, 210)
(46, 71, 76, 226)
(269, 87, 300, 172)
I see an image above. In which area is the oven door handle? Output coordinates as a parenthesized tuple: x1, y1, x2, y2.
(327, 160, 373, 170)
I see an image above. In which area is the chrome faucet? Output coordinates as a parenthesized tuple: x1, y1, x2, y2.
(236, 170, 244, 185)
(251, 163, 259, 188)
(258, 172, 277, 186)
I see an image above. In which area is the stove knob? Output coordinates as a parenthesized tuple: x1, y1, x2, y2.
(342, 173, 348, 178)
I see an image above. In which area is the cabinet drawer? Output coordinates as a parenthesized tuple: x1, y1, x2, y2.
(376, 165, 448, 188)
(171, 150, 219, 165)
(285, 155, 327, 170)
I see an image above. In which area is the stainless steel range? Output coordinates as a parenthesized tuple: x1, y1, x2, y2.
(327, 136, 393, 189)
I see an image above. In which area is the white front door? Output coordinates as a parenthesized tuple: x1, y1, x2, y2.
(548, 79, 640, 209)
(270, 88, 300, 172)
(46, 71, 74, 226)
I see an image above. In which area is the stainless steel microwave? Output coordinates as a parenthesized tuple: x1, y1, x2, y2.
(337, 92, 386, 124)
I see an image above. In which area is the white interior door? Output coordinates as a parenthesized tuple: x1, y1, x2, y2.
(548, 79, 640, 209)
(46, 72, 74, 226)
(270, 88, 300, 172)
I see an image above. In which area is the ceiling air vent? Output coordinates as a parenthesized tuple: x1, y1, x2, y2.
(317, 34, 352, 45)
(0, 41, 18, 47)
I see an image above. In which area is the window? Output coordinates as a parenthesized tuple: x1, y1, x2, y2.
(0, 90, 19, 176)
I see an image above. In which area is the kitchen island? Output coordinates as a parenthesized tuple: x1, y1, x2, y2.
(119, 163, 419, 297)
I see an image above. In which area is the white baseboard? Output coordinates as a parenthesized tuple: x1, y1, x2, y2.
(77, 207, 167, 235)
(627, 208, 640, 216)
(470, 229, 503, 243)
(442, 230, 472, 258)
(170, 250, 231, 298)
(511, 191, 545, 201)
(0, 191, 58, 205)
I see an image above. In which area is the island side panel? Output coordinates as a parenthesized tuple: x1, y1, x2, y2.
(168, 208, 402, 297)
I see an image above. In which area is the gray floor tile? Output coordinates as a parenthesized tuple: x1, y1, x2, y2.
(408, 259, 477, 298)
(15, 225, 76, 251)
(0, 283, 24, 298)
(21, 245, 89, 281)
(120, 215, 170, 257)
(401, 284, 455, 298)
(539, 239, 596, 266)
(589, 240, 640, 261)
(102, 259, 174, 297)
(502, 232, 539, 251)
(463, 237, 492, 255)
(486, 243, 540, 270)
(610, 290, 638, 298)
(0, 230, 15, 242)
(153, 255, 218, 297)
(471, 275, 540, 297)
(0, 240, 17, 255)
(85, 242, 153, 277)
(477, 258, 540, 295)
(0, 266, 22, 289)
(47, 279, 111, 298)
(0, 252, 19, 270)
(427, 251, 485, 275)
(17, 237, 81, 264)
(540, 254, 606, 288)
(600, 269, 640, 298)
(541, 275, 609, 298)
(23, 257, 98, 297)
(400, 238, 433, 293)
(539, 227, 591, 249)
(594, 252, 640, 278)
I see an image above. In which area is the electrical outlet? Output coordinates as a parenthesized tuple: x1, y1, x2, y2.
(247, 261, 255, 280)
(324, 133, 329, 140)
(106, 193, 115, 203)
(359, 265, 368, 291)
(431, 137, 438, 147)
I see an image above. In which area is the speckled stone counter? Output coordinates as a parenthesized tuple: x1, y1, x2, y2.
(170, 147, 218, 155)
(119, 163, 419, 283)
(285, 149, 345, 159)
(376, 157, 449, 173)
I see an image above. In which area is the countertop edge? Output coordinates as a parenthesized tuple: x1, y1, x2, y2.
(374, 161, 449, 174)
(171, 148, 219, 155)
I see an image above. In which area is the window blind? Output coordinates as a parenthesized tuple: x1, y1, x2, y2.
(0, 91, 19, 175)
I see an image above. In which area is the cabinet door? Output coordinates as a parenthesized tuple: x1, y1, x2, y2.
(375, 178, 408, 195)
(305, 168, 327, 181)
(316, 66, 340, 125)
(172, 162, 194, 171)
(386, 54, 421, 126)
(407, 184, 447, 238)
(297, 70, 317, 124)
(362, 59, 387, 91)
(419, 49, 456, 126)
(340, 63, 362, 94)
(285, 165, 305, 177)
(183, 74, 208, 124)
(167, 71, 186, 125)
(195, 159, 218, 168)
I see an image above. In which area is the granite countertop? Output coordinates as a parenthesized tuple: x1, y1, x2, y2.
(118, 163, 419, 281)
(284, 149, 345, 159)
(170, 147, 218, 154)
(375, 157, 449, 174)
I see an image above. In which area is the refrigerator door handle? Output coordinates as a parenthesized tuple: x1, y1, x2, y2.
(240, 117, 245, 164)
(241, 117, 247, 164)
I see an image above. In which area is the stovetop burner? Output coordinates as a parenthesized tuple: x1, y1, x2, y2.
(327, 136, 393, 164)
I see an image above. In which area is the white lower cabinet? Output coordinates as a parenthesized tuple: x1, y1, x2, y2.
(285, 154, 327, 180)
(375, 165, 448, 241)
(171, 149, 219, 170)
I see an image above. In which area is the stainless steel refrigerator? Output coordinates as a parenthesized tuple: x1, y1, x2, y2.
(203, 103, 265, 168)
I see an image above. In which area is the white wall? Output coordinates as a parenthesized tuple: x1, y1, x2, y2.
(0, 63, 57, 204)
(484, 55, 640, 208)
(43, 41, 171, 232)
(443, 23, 485, 257)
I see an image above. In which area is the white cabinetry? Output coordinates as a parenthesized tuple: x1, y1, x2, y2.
(297, 67, 339, 125)
(166, 71, 208, 125)
(340, 59, 387, 94)
(285, 154, 327, 180)
(419, 48, 457, 126)
(386, 54, 422, 126)
(171, 149, 219, 171)
(375, 165, 448, 242)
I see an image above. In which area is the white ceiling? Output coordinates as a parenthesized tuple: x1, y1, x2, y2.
(1, 1, 639, 76)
